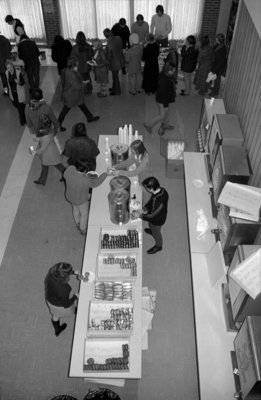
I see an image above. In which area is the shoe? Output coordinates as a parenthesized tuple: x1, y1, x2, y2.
(109, 92, 120, 96)
(60, 126, 66, 132)
(145, 92, 152, 96)
(34, 180, 45, 185)
(158, 127, 165, 136)
(129, 91, 135, 96)
(80, 229, 87, 235)
(180, 92, 189, 96)
(51, 319, 67, 336)
(162, 124, 174, 130)
(109, 88, 113, 92)
(136, 91, 141, 94)
(144, 228, 152, 236)
(59, 177, 65, 182)
(88, 115, 99, 122)
(144, 123, 152, 134)
(147, 245, 162, 254)
(3, 87, 8, 95)
(97, 92, 106, 97)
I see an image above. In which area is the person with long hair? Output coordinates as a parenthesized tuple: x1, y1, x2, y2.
(58, 56, 99, 130)
(71, 31, 94, 94)
(193, 35, 214, 96)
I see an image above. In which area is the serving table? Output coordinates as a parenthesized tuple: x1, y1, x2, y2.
(70, 135, 143, 380)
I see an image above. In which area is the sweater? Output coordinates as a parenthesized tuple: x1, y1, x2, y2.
(45, 273, 77, 308)
(150, 14, 172, 39)
(143, 188, 169, 226)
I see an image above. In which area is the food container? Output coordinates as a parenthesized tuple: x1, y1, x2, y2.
(88, 301, 134, 337)
(96, 253, 137, 279)
(93, 281, 133, 302)
(108, 188, 130, 225)
(110, 144, 129, 166)
(83, 339, 129, 371)
(110, 176, 131, 193)
(99, 228, 140, 252)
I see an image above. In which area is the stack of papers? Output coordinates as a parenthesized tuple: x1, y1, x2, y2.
(141, 287, 156, 350)
(218, 182, 261, 222)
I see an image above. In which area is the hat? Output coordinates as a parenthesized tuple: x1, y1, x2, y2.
(129, 33, 139, 45)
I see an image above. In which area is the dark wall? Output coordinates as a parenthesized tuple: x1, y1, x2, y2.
(200, 0, 221, 41)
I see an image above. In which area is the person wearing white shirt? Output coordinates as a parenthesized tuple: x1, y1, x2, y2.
(150, 4, 172, 47)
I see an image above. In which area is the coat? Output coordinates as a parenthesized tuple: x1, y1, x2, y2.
(193, 45, 214, 93)
(51, 39, 72, 73)
(6, 69, 26, 103)
(18, 38, 40, 68)
(61, 68, 84, 108)
(156, 71, 176, 107)
(36, 132, 62, 166)
(93, 48, 109, 84)
(106, 36, 125, 71)
(71, 43, 94, 78)
(142, 42, 159, 93)
(125, 44, 143, 74)
(181, 45, 198, 73)
(25, 101, 59, 135)
(0, 35, 11, 73)
(211, 43, 227, 76)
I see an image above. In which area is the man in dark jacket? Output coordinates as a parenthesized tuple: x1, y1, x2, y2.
(139, 177, 169, 254)
(51, 35, 72, 75)
(144, 61, 176, 136)
(103, 28, 125, 95)
(111, 18, 130, 74)
(18, 34, 40, 90)
(0, 33, 11, 94)
(209, 33, 227, 97)
(5, 14, 26, 42)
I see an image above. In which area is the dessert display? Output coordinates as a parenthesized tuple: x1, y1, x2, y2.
(83, 340, 129, 371)
(94, 281, 133, 301)
(100, 229, 139, 250)
(97, 253, 137, 279)
(88, 301, 133, 334)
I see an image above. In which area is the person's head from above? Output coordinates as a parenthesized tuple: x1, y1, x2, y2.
(200, 35, 210, 48)
(93, 38, 103, 50)
(145, 33, 155, 44)
(5, 15, 14, 25)
(129, 33, 139, 46)
(76, 30, 87, 46)
(103, 28, 112, 39)
(142, 176, 160, 193)
(156, 5, 164, 16)
(130, 140, 147, 158)
(119, 18, 126, 28)
(71, 122, 87, 138)
(67, 55, 78, 70)
(169, 39, 178, 51)
(163, 60, 176, 77)
(186, 35, 196, 46)
(74, 159, 92, 173)
(54, 34, 64, 44)
(50, 262, 74, 283)
(5, 59, 15, 74)
(216, 33, 225, 45)
(31, 87, 43, 101)
(136, 14, 144, 26)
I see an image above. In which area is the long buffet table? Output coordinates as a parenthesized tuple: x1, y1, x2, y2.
(184, 152, 236, 400)
(70, 135, 143, 380)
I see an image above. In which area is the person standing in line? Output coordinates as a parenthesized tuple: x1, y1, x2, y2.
(71, 31, 94, 95)
(165, 39, 179, 83)
(125, 33, 143, 95)
(111, 18, 130, 74)
(45, 263, 79, 336)
(142, 33, 160, 95)
(63, 122, 100, 170)
(131, 14, 149, 44)
(193, 35, 214, 96)
(0, 32, 12, 95)
(150, 4, 172, 47)
(25, 88, 60, 136)
(144, 61, 176, 136)
(32, 113, 65, 185)
(103, 28, 125, 95)
(180, 35, 198, 96)
(58, 56, 99, 131)
(92, 38, 109, 97)
(5, 59, 26, 125)
(51, 35, 72, 75)
(64, 160, 109, 234)
(17, 34, 40, 91)
(209, 33, 227, 97)
(5, 14, 26, 42)
(134, 177, 169, 254)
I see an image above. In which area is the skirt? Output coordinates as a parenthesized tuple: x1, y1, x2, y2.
(46, 300, 76, 319)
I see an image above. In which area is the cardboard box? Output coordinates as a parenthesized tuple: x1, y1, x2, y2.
(160, 137, 185, 179)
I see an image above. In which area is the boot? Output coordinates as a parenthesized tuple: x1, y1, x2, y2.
(51, 319, 67, 336)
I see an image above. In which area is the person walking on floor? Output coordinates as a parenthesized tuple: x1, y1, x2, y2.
(0, 32, 11, 95)
(17, 34, 40, 91)
(32, 113, 65, 185)
(5, 14, 26, 42)
(63, 122, 100, 170)
(125, 33, 143, 95)
(25, 88, 60, 136)
(142, 33, 159, 95)
(92, 39, 109, 97)
(131, 14, 149, 44)
(5, 59, 26, 125)
(150, 4, 172, 47)
(180, 35, 198, 96)
(51, 35, 72, 75)
(45, 263, 79, 336)
(103, 28, 125, 95)
(58, 56, 99, 131)
(134, 176, 169, 254)
(208, 33, 227, 97)
(64, 160, 109, 234)
(144, 61, 176, 136)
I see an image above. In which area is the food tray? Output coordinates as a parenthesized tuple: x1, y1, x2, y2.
(93, 281, 133, 302)
(99, 228, 140, 252)
(83, 338, 129, 372)
(88, 301, 133, 337)
(96, 252, 137, 279)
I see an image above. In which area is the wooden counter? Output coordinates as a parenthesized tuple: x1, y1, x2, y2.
(70, 135, 143, 379)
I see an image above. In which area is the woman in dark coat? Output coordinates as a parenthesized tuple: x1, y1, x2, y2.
(0, 33, 11, 94)
(180, 35, 198, 95)
(58, 56, 99, 130)
(51, 35, 72, 75)
(194, 35, 214, 95)
(142, 33, 159, 95)
(71, 31, 94, 94)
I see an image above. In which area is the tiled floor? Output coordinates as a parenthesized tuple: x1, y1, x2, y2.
(0, 65, 202, 400)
